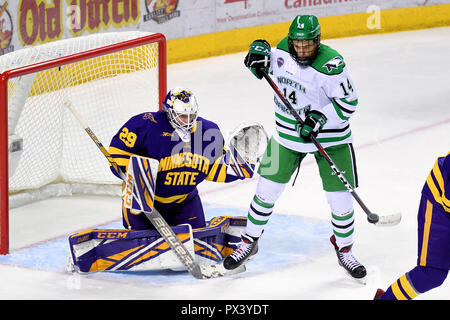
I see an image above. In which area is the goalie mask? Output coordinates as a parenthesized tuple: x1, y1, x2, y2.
(162, 87, 199, 132)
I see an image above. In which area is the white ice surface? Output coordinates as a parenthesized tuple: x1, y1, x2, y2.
(1, 27, 449, 300)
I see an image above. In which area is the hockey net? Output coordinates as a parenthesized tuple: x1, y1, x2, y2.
(0, 32, 167, 254)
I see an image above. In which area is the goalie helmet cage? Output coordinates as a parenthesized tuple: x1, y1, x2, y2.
(0, 32, 167, 254)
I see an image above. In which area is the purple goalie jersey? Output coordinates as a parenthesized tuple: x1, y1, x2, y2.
(108, 110, 242, 205)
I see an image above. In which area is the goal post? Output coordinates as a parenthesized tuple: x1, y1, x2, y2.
(0, 32, 167, 254)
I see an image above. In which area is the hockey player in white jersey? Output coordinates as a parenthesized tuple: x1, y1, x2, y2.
(224, 15, 367, 279)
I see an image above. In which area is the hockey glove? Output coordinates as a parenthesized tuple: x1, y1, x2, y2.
(244, 39, 271, 79)
(295, 110, 327, 142)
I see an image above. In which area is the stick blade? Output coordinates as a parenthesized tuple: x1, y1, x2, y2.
(374, 212, 402, 227)
(190, 264, 205, 279)
(200, 263, 246, 278)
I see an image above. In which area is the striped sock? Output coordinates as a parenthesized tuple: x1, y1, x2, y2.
(246, 194, 273, 238)
(380, 272, 419, 300)
(380, 266, 448, 300)
(331, 210, 354, 249)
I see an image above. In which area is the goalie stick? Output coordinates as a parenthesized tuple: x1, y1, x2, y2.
(260, 69, 401, 227)
(64, 101, 244, 278)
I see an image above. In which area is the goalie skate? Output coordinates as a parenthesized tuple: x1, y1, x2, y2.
(223, 233, 258, 270)
(330, 235, 367, 280)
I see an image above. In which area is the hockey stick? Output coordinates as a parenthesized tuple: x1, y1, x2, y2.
(64, 101, 243, 278)
(260, 69, 401, 227)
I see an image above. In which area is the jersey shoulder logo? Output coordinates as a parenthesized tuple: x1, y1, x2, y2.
(322, 56, 344, 72)
(323, 56, 344, 72)
(143, 112, 157, 123)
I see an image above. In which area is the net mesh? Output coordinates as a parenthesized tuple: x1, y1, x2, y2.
(2, 32, 161, 206)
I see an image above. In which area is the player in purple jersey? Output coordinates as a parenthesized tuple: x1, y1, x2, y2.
(375, 151, 450, 300)
(108, 87, 249, 230)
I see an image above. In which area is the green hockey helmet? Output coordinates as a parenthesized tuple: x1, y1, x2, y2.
(288, 15, 321, 66)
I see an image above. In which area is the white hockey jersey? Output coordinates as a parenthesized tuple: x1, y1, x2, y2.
(270, 38, 358, 153)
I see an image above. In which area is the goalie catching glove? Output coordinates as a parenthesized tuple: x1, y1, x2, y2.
(244, 40, 271, 79)
(226, 122, 268, 178)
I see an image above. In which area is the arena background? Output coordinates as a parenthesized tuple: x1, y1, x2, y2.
(1, 0, 449, 63)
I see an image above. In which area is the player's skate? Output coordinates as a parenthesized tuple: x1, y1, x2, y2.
(330, 235, 367, 280)
(223, 233, 258, 270)
(373, 289, 385, 300)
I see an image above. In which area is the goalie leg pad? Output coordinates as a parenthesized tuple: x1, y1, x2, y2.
(68, 224, 195, 273)
(68, 216, 247, 273)
(193, 216, 247, 265)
